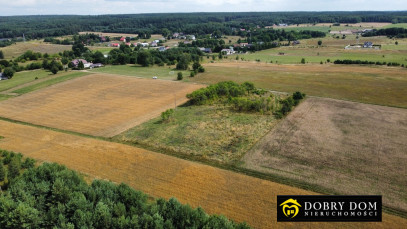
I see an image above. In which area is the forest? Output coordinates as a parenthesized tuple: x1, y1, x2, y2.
(1, 12, 407, 39)
(0, 150, 249, 229)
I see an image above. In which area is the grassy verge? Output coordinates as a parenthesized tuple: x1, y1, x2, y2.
(115, 104, 278, 163)
(0, 70, 54, 92)
(89, 65, 191, 80)
(0, 94, 13, 102)
(12, 72, 89, 95)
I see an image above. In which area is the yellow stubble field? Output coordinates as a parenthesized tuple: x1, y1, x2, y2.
(0, 120, 405, 228)
(0, 73, 203, 137)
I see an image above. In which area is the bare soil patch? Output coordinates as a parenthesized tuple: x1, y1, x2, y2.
(243, 97, 407, 212)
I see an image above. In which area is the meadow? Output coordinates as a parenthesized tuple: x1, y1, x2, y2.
(243, 97, 407, 213)
(241, 36, 407, 65)
(0, 120, 405, 229)
(89, 64, 191, 80)
(190, 62, 407, 108)
(116, 104, 279, 163)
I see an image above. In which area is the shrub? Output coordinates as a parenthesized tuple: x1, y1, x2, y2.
(177, 72, 183, 80)
(190, 71, 195, 77)
(198, 66, 205, 73)
(161, 109, 174, 122)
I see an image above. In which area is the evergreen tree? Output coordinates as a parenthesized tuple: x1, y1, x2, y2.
(0, 161, 5, 182)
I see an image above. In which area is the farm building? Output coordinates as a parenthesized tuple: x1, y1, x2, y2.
(71, 59, 91, 68)
(199, 47, 212, 53)
(221, 48, 235, 55)
(0, 73, 8, 80)
(364, 42, 373, 48)
(90, 63, 103, 68)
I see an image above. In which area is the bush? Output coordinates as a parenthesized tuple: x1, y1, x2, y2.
(198, 66, 205, 73)
(177, 72, 183, 80)
(190, 71, 195, 77)
(301, 58, 305, 64)
(3, 67, 15, 79)
(161, 109, 174, 122)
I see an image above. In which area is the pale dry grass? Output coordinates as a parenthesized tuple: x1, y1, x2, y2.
(79, 31, 139, 37)
(243, 97, 407, 213)
(0, 120, 405, 228)
(1, 41, 72, 59)
(0, 73, 203, 137)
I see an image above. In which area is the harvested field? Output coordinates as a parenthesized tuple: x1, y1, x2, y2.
(0, 120, 405, 228)
(1, 41, 71, 59)
(191, 62, 407, 108)
(243, 97, 407, 213)
(0, 73, 202, 137)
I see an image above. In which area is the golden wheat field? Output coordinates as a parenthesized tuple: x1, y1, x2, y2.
(0, 120, 405, 228)
(0, 73, 203, 137)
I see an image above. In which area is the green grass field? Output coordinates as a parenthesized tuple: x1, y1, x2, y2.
(12, 72, 89, 95)
(190, 62, 407, 108)
(89, 65, 191, 80)
(383, 23, 407, 29)
(0, 70, 55, 92)
(115, 104, 278, 163)
(241, 36, 407, 65)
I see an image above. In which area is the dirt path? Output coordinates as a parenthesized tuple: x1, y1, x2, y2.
(0, 120, 405, 228)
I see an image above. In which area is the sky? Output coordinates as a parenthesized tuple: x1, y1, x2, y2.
(0, 0, 406, 16)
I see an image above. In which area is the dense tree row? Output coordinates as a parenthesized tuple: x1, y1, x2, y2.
(333, 59, 403, 67)
(105, 45, 204, 68)
(0, 151, 249, 229)
(1, 12, 407, 39)
(362, 28, 407, 38)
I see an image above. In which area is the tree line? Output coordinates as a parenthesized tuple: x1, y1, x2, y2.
(1, 12, 407, 39)
(186, 81, 306, 118)
(362, 28, 407, 38)
(0, 150, 250, 228)
(333, 59, 404, 67)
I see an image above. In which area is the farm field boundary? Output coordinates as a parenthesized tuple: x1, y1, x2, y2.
(0, 120, 406, 228)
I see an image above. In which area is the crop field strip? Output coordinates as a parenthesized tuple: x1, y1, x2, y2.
(0, 120, 405, 228)
(0, 73, 203, 137)
(192, 62, 407, 108)
(243, 97, 407, 214)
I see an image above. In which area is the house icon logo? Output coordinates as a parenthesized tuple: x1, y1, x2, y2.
(280, 199, 302, 218)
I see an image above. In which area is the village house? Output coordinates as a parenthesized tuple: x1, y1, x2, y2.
(363, 42, 373, 48)
(120, 37, 126, 42)
(111, 43, 120, 47)
(221, 48, 235, 55)
(71, 59, 91, 68)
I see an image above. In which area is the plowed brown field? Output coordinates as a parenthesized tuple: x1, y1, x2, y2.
(0, 73, 203, 137)
(0, 120, 405, 228)
(244, 97, 407, 213)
